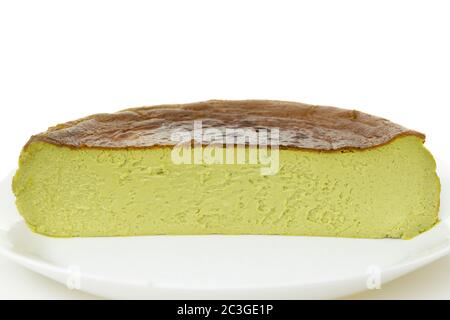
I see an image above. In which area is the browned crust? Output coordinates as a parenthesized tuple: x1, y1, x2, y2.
(25, 100, 425, 151)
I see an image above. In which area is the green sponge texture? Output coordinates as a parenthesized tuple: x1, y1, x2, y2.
(12, 136, 440, 239)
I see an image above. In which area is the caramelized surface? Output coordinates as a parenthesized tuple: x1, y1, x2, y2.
(27, 100, 424, 151)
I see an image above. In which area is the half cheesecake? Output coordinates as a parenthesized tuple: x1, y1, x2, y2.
(12, 100, 440, 239)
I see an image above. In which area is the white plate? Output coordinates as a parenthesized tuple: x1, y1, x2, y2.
(1, 164, 449, 300)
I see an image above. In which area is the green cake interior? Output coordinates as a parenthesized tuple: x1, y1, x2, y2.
(12, 135, 440, 239)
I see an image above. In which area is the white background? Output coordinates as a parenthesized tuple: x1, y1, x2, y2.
(0, 0, 449, 299)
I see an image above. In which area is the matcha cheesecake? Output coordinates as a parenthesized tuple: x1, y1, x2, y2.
(12, 100, 440, 239)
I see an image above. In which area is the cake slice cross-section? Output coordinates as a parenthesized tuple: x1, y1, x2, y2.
(12, 100, 440, 239)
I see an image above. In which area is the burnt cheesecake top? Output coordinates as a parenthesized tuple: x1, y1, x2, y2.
(26, 100, 424, 151)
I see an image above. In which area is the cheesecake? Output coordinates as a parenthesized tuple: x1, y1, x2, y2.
(12, 100, 440, 239)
